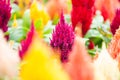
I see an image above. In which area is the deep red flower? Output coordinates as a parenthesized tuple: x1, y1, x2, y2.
(71, 0, 95, 36)
(111, 9, 120, 35)
(50, 13, 75, 62)
(0, 0, 11, 32)
(19, 24, 35, 59)
(88, 40, 95, 49)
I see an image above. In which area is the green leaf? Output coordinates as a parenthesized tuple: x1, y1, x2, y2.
(35, 19, 43, 30)
(85, 29, 103, 39)
(22, 9, 31, 29)
(8, 27, 28, 42)
(43, 21, 55, 43)
(88, 49, 96, 56)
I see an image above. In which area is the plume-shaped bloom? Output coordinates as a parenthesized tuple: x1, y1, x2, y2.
(19, 24, 34, 59)
(111, 9, 120, 35)
(95, 0, 120, 21)
(94, 45, 120, 80)
(0, 0, 11, 32)
(108, 26, 120, 63)
(64, 36, 94, 80)
(71, 0, 95, 36)
(46, 0, 69, 19)
(30, 0, 50, 37)
(50, 13, 75, 62)
(18, 0, 31, 15)
(19, 32, 70, 80)
(0, 30, 20, 79)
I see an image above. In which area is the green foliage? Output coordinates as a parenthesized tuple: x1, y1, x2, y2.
(22, 9, 31, 28)
(43, 21, 55, 43)
(85, 11, 112, 56)
(8, 27, 28, 42)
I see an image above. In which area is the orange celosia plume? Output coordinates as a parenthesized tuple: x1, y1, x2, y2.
(64, 36, 94, 80)
(108, 26, 120, 62)
(95, 0, 120, 21)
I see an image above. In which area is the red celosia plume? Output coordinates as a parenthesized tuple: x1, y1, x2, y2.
(71, 0, 95, 36)
(111, 9, 120, 35)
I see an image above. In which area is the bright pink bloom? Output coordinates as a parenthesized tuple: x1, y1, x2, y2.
(0, 0, 11, 32)
(50, 13, 75, 62)
(19, 24, 35, 59)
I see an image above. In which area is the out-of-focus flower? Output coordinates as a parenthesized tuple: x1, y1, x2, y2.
(0, 30, 20, 79)
(19, 23, 34, 59)
(95, 0, 120, 21)
(64, 36, 94, 80)
(50, 13, 75, 62)
(94, 44, 120, 80)
(71, 0, 95, 36)
(17, 0, 31, 15)
(30, 0, 50, 37)
(110, 9, 120, 35)
(108, 26, 120, 63)
(46, 0, 69, 19)
(19, 32, 70, 80)
(0, 0, 11, 32)
(88, 40, 95, 49)
(12, 15, 18, 28)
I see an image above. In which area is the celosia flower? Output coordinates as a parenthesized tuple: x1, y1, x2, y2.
(19, 23, 34, 59)
(64, 36, 94, 80)
(108, 26, 120, 62)
(88, 40, 95, 49)
(95, 0, 120, 21)
(71, 0, 95, 36)
(0, 30, 20, 79)
(30, 0, 50, 37)
(0, 0, 11, 32)
(111, 9, 120, 35)
(46, 0, 69, 19)
(18, 0, 31, 15)
(94, 45, 119, 80)
(50, 13, 75, 62)
(20, 32, 70, 80)
(30, 0, 50, 27)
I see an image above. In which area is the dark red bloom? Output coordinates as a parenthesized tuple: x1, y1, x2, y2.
(111, 9, 120, 35)
(71, 0, 95, 36)
(88, 40, 94, 49)
(0, 0, 11, 32)
(19, 24, 35, 59)
(50, 13, 75, 62)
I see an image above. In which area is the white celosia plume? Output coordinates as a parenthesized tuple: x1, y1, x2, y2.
(94, 44, 120, 80)
(0, 30, 20, 79)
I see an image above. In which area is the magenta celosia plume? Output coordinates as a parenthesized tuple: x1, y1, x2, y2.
(50, 13, 75, 62)
(111, 9, 120, 35)
(71, 0, 95, 36)
(0, 0, 11, 32)
(19, 24, 35, 59)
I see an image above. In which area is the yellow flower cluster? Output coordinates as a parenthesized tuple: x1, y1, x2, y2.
(30, 0, 50, 37)
(30, 0, 50, 28)
(19, 34, 70, 80)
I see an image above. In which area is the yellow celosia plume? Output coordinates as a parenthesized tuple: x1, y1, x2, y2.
(19, 33, 70, 80)
(30, 0, 50, 27)
(18, 0, 31, 15)
(30, 0, 50, 38)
